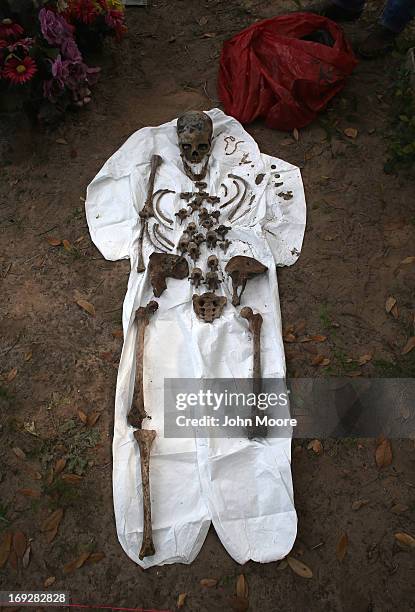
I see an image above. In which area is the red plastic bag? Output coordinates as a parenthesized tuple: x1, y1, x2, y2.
(218, 13, 357, 130)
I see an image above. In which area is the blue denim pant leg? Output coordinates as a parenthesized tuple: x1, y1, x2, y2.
(380, 0, 415, 32)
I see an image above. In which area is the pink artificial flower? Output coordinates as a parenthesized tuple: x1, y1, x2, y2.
(3, 56, 37, 84)
(0, 18, 24, 40)
(39, 8, 74, 46)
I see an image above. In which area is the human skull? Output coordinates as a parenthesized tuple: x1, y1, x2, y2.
(177, 111, 213, 181)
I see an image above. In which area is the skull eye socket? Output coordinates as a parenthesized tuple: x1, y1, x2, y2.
(182, 144, 191, 151)
(198, 143, 209, 151)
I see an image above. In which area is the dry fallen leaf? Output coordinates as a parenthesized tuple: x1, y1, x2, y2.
(394, 532, 415, 549)
(54, 458, 67, 476)
(61, 473, 82, 484)
(46, 237, 62, 246)
(390, 303, 399, 319)
(385, 296, 397, 314)
(344, 127, 358, 139)
(13, 531, 27, 559)
(112, 329, 123, 339)
(177, 592, 187, 609)
(42, 508, 64, 544)
(12, 447, 26, 460)
(87, 411, 101, 427)
(62, 239, 71, 251)
(352, 499, 370, 511)
(5, 367, 18, 383)
(236, 574, 249, 600)
(311, 355, 330, 367)
(76, 298, 96, 317)
(346, 370, 362, 378)
(200, 578, 218, 588)
(201, 32, 216, 38)
(391, 503, 408, 514)
(287, 556, 313, 578)
(44, 576, 56, 588)
(293, 128, 299, 141)
(309, 335, 327, 342)
(63, 551, 91, 574)
(400, 256, 415, 265)
(283, 333, 296, 343)
(22, 543, 31, 568)
(18, 488, 41, 498)
(84, 552, 105, 564)
(402, 337, 415, 355)
(375, 438, 392, 468)
(24, 350, 32, 362)
(0, 532, 12, 568)
(358, 353, 372, 366)
(336, 533, 348, 561)
(45, 466, 54, 486)
(307, 439, 323, 455)
(78, 409, 88, 425)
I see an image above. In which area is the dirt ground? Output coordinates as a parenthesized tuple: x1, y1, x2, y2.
(1, 0, 415, 611)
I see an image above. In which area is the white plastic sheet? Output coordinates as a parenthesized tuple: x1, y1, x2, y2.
(85, 108, 306, 568)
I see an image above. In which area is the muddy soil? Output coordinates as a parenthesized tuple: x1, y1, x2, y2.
(1, 1, 414, 611)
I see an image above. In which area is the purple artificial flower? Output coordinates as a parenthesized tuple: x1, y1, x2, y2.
(61, 36, 82, 62)
(51, 54, 69, 88)
(7, 37, 34, 53)
(39, 8, 74, 46)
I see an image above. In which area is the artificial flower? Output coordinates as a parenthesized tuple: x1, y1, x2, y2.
(61, 36, 82, 61)
(3, 56, 37, 84)
(39, 8, 74, 46)
(105, 9, 126, 39)
(7, 37, 35, 54)
(0, 18, 24, 40)
(69, 0, 99, 24)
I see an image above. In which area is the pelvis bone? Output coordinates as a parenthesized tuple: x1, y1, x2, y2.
(193, 292, 227, 323)
(225, 256, 268, 307)
(148, 252, 189, 297)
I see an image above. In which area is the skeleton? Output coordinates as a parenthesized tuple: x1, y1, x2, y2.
(178, 233, 190, 254)
(201, 218, 214, 230)
(175, 208, 188, 224)
(188, 241, 200, 263)
(186, 222, 197, 236)
(193, 232, 205, 246)
(153, 223, 174, 251)
(127, 301, 159, 559)
(225, 256, 268, 306)
(153, 189, 175, 228)
(198, 207, 209, 222)
(190, 267, 204, 288)
(211, 210, 220, 224)
(148, 253, 189, 297)
(137, 155, 163, 272)
(193, 292, 227, 323)
(240, 307, 267, 439)
(207, 255, 219, 272)
(206, 230, 218, 250)
(228, 175, 248, 222)
(205, 271, 221, 292)
(177, 111, 213, 182)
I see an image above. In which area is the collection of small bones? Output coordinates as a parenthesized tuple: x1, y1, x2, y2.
(129, 111, 272, 560)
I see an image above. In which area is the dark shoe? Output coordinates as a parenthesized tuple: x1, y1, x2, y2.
(305, 1, 363, 21)
(357, 25, 396, 58)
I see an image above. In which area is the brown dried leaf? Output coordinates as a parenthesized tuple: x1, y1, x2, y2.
(76, 299, 96, 317)
(87, 411, 101, 427)
(298, 335, 312, 343)
(336, 533, 348, 561)
(344, 127, 358, 139)
(13, 531, 27, 559)
(18, 488, 41, 498)
(311, 355, 330, 366)
(394, 532, 415, 549)
(24, 350, 32, 362)
(402, 336, 415, 355)
(112, 329, 123, 338)
(78, 409, 88, 424)
(84, 551, 105, 564)
(5, 367, 18, 382)
(236, 574, 248, 599)
(346, 370, 362, 378)
(358, 353, 372, 366)
(201, 32, 216, 38)
(22, 544, 31, 568)
(391, 503, 408, 514)
(287, 556, 313, 578)
(45, 466, 54, 486)
(61, 473, 82, 484)
(283, 333, 296, 343)
(400, 256, 415, 265)
(12, 446, 26, 460)
(307, 439, 323, 455)
(44, 576, 56, 587)
(390, 303, 399, 319)
(309, 334, 327, 342)
(385, 296, 397, 313)
(62, 239, 71, 251)
(46, 237, 62, 246)
(54, 458, 67, 476)
(177, 593, 187, 609)
(352, 499, 369, 511)
(63, 551, 91, 574)
(0, 532, 12, 568)
(42, 508, 64, 544)
(200, 578, 218, 588)
(293, 128, 299, 141)
(375, 438, 392, 468)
